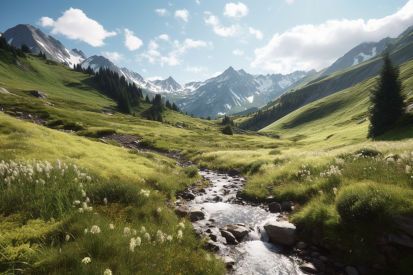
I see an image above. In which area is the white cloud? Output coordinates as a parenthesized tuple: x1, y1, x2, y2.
(252, 0, 413, 74)
(285, 0, 295, 4)
(175, 9, 189, 22)
(146, 76, 164, 81)
(204, 12, 242, 37)
(142, 69, 147, 73)
(185, 66, 208, 73)
(155, 9, 169, 16)
(233, 49, 244, 55)
(196, 0, 201, 5)
(124, 29, 143, 51)
(249, 27, 263, 40)
(224, 2, 249, 18)
(38, 8, 116, 47)
(102, 51, 125, 63)
(159, 34, 169, 41)
(138, 37, 211, 66)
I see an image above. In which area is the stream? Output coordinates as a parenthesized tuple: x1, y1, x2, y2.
(180, 169, 305, 275)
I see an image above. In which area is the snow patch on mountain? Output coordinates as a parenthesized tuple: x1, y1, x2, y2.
(352, 47, 377, 66)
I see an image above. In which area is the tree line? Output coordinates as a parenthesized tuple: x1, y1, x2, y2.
(0, 36, 31, 58)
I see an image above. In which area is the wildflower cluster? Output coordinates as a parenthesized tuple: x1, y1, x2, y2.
(319, 165, 342, 177)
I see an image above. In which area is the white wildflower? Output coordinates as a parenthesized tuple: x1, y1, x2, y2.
(103, 269, 113, 275)
(73, 200, 80, 205)
(132, 229, 137, 235)
(81, 257, 91, 264)
(136, 237, 141, 246)
(178, 222, 185, 229)
(406, 165, 411, 174)
(87, 207, 93, 212)
(130, 238, 136, 252)
(86, 176, 92, 181)
(177, 230, 183, 240)
(90, 225, 101, 234)
(84, 229, 88, 234)
(205, 254, 211, 261)
(82, 190, 86, 197)
(85, 197, 90, 203)
(140, 226, 146, 233)
(79, 208, 84, 213)
(103, 198, 108, 205)
(333, 188, 337, 195)
(167, 235, 173, 241)
(65, 234, 70, 241)
(157, 207, 161, 213)
(124, 227, 131, 236)
(157, 230, 165, 243)
(145, 233, 151, 241)
(109, 224, 114, 229)
(318, 190, 324, 195)
(140, 189, 150, 197)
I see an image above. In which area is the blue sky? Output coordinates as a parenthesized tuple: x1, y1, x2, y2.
(2, 0, 413, 84)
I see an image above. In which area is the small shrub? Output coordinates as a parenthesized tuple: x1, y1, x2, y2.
(354, 148, 382, 157)
(336, 183, 395, 224)
(273, 157, 286, 165)
(139, 139, 155, 147)
(182, 166, 198, 178)
(249, 160, 267, 174)
(77, 129, 116, 138)
(222, 125, 234, 135)
(46, 119, 85, 131)
(268, 149, 281, 155)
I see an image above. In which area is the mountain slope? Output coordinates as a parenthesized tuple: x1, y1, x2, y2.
(178, 67, 315, 117)
(3, 24, 86, 67)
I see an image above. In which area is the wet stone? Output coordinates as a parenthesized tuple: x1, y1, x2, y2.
(299, 263, 318, 274)
(220, 230, 239, 245)
(268, 202, 282, 213)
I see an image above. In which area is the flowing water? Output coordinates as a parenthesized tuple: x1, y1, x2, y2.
(186, 169, 305, 275)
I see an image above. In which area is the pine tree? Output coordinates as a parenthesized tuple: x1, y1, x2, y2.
(368, 50, 404, 138)
(145, 95, 151, 103)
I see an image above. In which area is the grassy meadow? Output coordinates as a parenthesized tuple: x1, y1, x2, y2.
(1, 48, 413, 274)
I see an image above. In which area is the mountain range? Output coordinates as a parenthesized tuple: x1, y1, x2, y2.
(2, 23, 409, 118)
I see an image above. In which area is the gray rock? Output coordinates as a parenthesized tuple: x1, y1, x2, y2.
(296, 241, 307, 249)
(30, 90, 48, 98)
(264, 221, 297, 246)
(388, 232, 413, 248)
(175, 205, 190, 217)
(226, 224, 249, 239)
(183, 192, 196, 200)
(345, 266, 359, 275)
(222, 256, 235, 268)
(209, 234, 218, 242)
(299, 263, 318, 274)
(311, 252, 321, 258)
(189, 207, 205, 221)
(281, 201, 292, 211)
(394, 216, 413, 237)
(199, 188, 206, 193)
(357, 266, 371, 275)
(220, 230, 239, 244)
(268, 202, 282, 213)
(319, 256, 328, 261)
(213, 195, 223, 202)
(228, 169, 240, 177)
(205, 240, 219, 252)
(298, 251, 309, 256)
(379, 245, 399, 266)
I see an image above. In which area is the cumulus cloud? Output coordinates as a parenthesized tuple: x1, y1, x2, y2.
(146, 76, 163, 81)
(175, 9, 189, 22)
(102, 51, 125, 63)
(159, 34, 169, 41)
(196, 0, 201, 5)
(38, 8, 116, 47)
(233, 49, 244, 55)
(204, 12, 242, 37)
(252, 0, 413, 74)
(185, 66, 208, 73)
(124, 29, 143, 51)
(285, 0, 295, 4)
(138, 37, 211, 66)
(249, 27, 263, 40)
(224, 2, 249, 18)
(155, 9, 169, 16)
(142, 69, 147, 73)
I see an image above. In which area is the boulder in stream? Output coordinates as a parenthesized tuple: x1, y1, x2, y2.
(189, 207, 205, 221)
(220, 230, 239, 244)
(183, 192, 196, 200)
(175, 205, 190, 217)
(228, 169, 240, 177)
(268, 202, 282, 213)
(205, 240, 219, 252)
(264, 221, 297, 246)
(226, 224, 250, 239)
(299, 262, 318, 274)
(281, 201, 293, 211)
(222, 256, 235, 268)
(393, 216, 413, 237)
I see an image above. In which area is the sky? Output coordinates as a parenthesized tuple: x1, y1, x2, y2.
(2, 0, 413, 84)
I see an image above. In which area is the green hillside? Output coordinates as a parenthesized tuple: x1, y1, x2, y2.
(2, 44, 413, 274)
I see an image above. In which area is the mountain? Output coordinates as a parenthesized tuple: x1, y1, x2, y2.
(3, 24, 86, 66)
(239, 24, 413, 131)
(177, 67, 315, 117)
(321, 38, 396, 77)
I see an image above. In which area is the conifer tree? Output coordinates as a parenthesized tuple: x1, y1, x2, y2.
(368, 50, 404, 138)
(145, 95, 151, 103)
